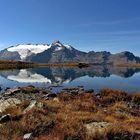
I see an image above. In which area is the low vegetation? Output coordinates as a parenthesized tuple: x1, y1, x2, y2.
(0, 87, 139, 139)
(0, 60, 36, 69)
(0, 60, 89, 69)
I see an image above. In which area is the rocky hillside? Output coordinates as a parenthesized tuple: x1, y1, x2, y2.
(0, 41, 140, 65)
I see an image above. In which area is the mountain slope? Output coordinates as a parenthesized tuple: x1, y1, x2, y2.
(0, 41, 140, 64)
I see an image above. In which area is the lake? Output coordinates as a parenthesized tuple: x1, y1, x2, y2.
(0, 65, 140, 93)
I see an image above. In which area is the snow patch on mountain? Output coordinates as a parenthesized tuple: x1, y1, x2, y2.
(55, 46, 63, 51)
(7, 44, 51, 59)
(7, 41, 73, 60)
(64, 45, 72, 50)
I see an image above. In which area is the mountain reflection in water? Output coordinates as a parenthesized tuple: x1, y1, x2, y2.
(0, 66, 140, 93)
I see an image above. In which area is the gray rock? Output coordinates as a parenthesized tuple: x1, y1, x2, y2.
(23, 133, 32, 139)
(84, 122, 111, 134)
(85, 89, 94, 93)
(0, 98, 21, 112)
(43, 93, 57, 99)
(23, 100, 36, 114)
(36, 102, 44, 108)
(4, 88, 20, 96)
(53, 97, 59, 102)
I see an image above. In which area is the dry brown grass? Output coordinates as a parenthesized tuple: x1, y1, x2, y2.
(0, 88, 139, 139)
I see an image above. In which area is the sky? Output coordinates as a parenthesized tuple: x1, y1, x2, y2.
(0, 0, 140, 55)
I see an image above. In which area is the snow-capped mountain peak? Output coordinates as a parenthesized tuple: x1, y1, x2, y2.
(7, 41, 72, 60)
(51, 40, 72, 51)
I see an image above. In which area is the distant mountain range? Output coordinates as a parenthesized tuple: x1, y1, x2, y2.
(0, 40, 140, 65)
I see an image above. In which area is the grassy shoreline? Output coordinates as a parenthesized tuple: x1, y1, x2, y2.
(0, 60, 89, 69)
(1, 60, 140, 70)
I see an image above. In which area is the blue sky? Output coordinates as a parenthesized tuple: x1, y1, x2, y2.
(0, 0, 140, 55)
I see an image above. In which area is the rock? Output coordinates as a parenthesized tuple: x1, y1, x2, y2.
(23, 133, 32, 139)
(4, 88, 20, 96)
(36, 102, 44, 108)
(133, 130, 140, 140)
(84, 122, 111, 134)
(23, 100, 36, 114)
(47, 93, 57, 98)
(0, 114, 11, 123)
(134, 130, 140, 135)
(85, 89, 94, 93)
(28, 85, 35, 88)
(43, 93, 57, 99)
(53, 97, 59, 102)
(70, 90, 79, 95)
(63, 87, 79, 91)
(62, 87, 84, 95)
(5, 87, 10, 90)
(62, 87, 94, 95)
(107, 130, 134, 140)
(0, 98, 21, 112)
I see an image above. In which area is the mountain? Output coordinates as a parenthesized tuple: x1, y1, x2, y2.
(0, 40, 140, 65)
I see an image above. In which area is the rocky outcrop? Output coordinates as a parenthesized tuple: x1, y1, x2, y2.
(84, 122, 111, 134)
(0, 98, 21, 112)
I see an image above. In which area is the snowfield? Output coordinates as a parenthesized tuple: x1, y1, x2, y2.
(7, 41, 72, 60)
(8, 44, 51, 59)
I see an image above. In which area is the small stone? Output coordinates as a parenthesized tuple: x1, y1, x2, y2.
(0, 114, 11, 123)
(134, 130, 140, 135)
(85, 89, 94, 93)
(43, 93, 57, 99)
(23, 133, 32, 139)
(23, 100, 36, 114)
(53, 97, 59, 102)
(37, 102, 44, 108)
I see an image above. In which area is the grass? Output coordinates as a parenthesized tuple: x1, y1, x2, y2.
(0, 87, 139, 139)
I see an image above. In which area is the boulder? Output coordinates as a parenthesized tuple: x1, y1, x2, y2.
(23, 100, 36, 114)
(84, 122, 111, 134)
(4, 88, 20, 96)
(0, 98, 21, 112)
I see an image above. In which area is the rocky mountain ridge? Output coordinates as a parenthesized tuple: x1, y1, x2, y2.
(0, 41, 140, 65)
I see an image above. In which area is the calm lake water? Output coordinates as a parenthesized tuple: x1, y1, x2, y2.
(0, 66, 140, 93)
